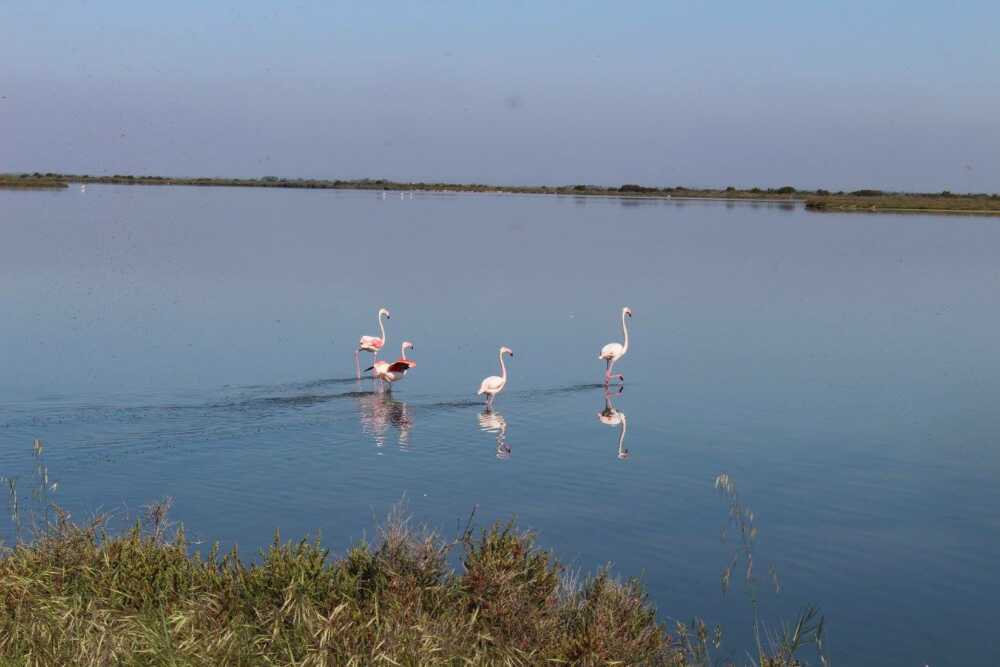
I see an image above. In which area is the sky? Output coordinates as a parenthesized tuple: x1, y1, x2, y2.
(2, 1, 999, 192)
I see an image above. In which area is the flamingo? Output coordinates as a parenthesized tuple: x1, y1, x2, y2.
(366, 341, 416, 390)
(599, 307, 631, 386)
(477, 346, 513, 409)
(598, 389, 629, 460)
(355, 307, 389, 379)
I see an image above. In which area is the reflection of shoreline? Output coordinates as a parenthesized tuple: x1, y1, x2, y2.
(478, 411, 511, 460)
(597, 390, 629, 460)
(358, 392, 412, 448)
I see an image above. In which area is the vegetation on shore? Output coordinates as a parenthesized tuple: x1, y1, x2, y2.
(0, 174, 68, 189)
(0, 501, 826, 666)
(5, 171, 999, 214)
(805, 190, 1000, 214)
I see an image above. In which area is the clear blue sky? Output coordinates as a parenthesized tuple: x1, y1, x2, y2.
(3, 1, 999, 191)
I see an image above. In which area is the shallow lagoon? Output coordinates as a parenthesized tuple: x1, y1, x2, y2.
(3, 185, 1000, 665)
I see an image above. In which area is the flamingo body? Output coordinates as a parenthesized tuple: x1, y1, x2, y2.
(359, 336, 384, 353)
(477, 375, 505, 396)
(599, 342, 625, 361)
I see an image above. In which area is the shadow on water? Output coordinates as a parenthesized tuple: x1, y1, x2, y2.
(523, 382, 606, 398)
(240, 390, 374, 408)
(419, 399, 484, 411)
(289, 377, 361, 389)
(227, 376, 359, 392)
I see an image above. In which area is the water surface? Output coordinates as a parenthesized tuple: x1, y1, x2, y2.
(3, 185, 1000, 665)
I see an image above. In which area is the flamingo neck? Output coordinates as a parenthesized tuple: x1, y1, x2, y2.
(621, 311, 629, 353)
(498, 351, 508, 384)
(378, 312, 387, 346)
(619, 414, 627, 451)
(401, 343, 408, 360)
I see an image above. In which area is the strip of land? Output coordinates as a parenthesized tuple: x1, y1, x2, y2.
(5, 172, 999, 214)
(0, 175, 68, 189)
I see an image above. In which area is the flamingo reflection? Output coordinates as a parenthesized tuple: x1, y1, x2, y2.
(358, 391, 413, 448)
(478, 411, 511, 459)
(597, 389, 629, 460)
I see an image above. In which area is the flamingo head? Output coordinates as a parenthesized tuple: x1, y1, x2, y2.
(623, 307, 632, 318)
(500, 346, 514, 357)
(402, 341, 414, 352)
(379, 307, 390, 319)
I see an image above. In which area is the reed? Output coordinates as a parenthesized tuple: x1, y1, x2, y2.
(0, 500, 833, 665)
(0, 502, 686, 665)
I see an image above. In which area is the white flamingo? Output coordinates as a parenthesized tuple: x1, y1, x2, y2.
(599, 307, 631, 386)
(356, 307, 389, 379)
(367, 341, 416, 390)
(477, 346, 513, 409)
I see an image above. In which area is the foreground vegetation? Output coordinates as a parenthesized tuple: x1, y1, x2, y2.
(0, 502, 826, 666)
(6, 171, 999, 214)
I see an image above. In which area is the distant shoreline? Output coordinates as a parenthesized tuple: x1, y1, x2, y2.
(3, 172, 999, 215)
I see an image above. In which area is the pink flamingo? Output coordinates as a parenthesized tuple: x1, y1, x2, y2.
(367, 341, 416, 391)
(355, 307, 390, 378)
(599, 307, 631, 386)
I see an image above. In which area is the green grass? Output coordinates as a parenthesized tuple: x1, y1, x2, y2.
(0, 505, 686, 665)
(0, 502, 830, 666)
(0, 174, 68, 189)
(805, 192, 1000, 215)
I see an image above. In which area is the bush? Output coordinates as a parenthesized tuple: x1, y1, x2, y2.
(0, 508, 678, 665)
(619, 184, 656, 193)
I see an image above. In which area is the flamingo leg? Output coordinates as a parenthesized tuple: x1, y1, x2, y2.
(607, 359, 624, 386)
(604, 358, 611, 385)
(355, 350, 361, 379)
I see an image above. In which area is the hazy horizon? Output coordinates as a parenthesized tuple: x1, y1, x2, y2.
(3, 1, 999, 193)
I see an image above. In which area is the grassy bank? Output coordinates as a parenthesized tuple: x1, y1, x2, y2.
(806, 191, 1000, 215)
(0, 174, 68, 189)
(0, 504, 823, 666)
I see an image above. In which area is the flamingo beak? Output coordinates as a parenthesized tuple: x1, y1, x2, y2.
(364, 366, 374, 372)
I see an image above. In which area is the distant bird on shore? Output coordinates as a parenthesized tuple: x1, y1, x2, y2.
(356, 307, 390, 379)
(599, 307, 631, 386)
(367, 341, 416, 390)
(477, 346, 513, 409)
(80, 184, 86, 193)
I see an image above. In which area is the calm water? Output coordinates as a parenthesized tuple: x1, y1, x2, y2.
(3, 185, 1000, 665)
